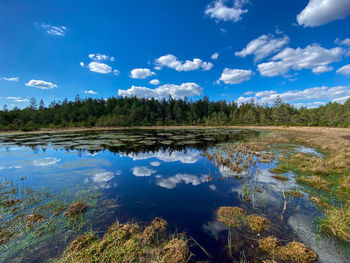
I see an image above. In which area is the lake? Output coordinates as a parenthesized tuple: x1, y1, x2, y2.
(0, 128, 348, 262)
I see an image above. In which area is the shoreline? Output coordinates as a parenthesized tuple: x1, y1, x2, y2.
(0, 125, 349, 136)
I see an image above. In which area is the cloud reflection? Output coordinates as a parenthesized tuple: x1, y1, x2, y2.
(33, 157, 61, 167)
(131, 166, 156, 177)
(156, 173, 208, 189)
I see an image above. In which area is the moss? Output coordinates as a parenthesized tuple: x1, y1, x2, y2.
(57, 218, 190, 263)
(247, 215, 269, 232)
(259, 236, 317, 263)
(217, 206, 245, 227)
(319, 205, 350, 242)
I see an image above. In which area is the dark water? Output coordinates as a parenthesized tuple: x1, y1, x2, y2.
(0, 129, 348, 263)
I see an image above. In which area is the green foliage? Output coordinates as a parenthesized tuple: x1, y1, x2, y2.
(1, 96, 350, 130)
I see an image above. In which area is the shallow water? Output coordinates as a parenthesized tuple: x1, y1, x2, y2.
(0, 129, 349, 262)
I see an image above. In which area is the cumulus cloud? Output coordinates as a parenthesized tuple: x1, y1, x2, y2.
(130, 68, 156, 79)
(336, 64, 350, 75)
(113, 69, 120, 76)
(156, 173, 208, 189)
(218, 68, 252, 84)
(92, 171, 115, 189)
(88, 62, 112, 74)
(211, 52, 219, 60)
(2, 77, 19, 81)
(88, 53, 115, 62)
(84, 90, 98, 95)
(80, 62, 85, 67)
(155, 54, 213, 72)
(257, 44, 343, 76)
(149, 79, 160, 85)
(33, 157, 61, 167)
(297, 0, 350, 27)
(236, 85, 350, 107)
(40, 24, 67, 36)
(150, 161, 161, 167)
(235, 34, 290, 61)
(25, 79, 58, 89)
(335, 38, 350, 46)
(118, 82, 202, 99)
(131, 166, 156, 177)
(205, 0, 248, 22)
(6, 97, 29, 103)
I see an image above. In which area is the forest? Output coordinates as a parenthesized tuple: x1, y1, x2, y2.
(1, 95, 350, 131)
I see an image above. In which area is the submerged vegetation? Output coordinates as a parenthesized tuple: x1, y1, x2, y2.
(56, 217, 190, 263)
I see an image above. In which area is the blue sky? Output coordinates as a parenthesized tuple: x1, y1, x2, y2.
(1, 0, 350, 109)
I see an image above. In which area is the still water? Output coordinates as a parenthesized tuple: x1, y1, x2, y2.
(0, 129, 348, 262)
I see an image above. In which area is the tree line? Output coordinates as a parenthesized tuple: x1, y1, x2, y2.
(1, 95, 349, 131)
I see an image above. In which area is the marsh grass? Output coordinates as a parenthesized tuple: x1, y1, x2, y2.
(271, 175, 289, 181)
(319, 205, 350, 242)
(217, 206, 245, 228)
(258, 236, 317, 263)
(56, 218, 190, 263)
(247, 215, 270, 232)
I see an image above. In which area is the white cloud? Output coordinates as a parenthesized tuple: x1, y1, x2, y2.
(205, 0, 248, 22)
(88, 53, 114, 62)
(6, 97, 29, 103)
(236, 85, 350, 107)
(209, 184, 217, 191)
(336, 64, 350, 75)
(88, 62, 112, 74)
(84, 90, 98, 95)
(149, 79, 160, 85)
(150, 161, 161, 167)
(25, 79, 58, 89)
(131, 166, 156, 177)
(118, 82, 202, 99)
(80, 62, 85, 67)
(126, 150, 201, 164)
(155, 54, 213, 72)
(41, 24, 67, 36)
(257, 44, 343, 76)
(218, 68, 252, 84)
(113, 69, 120, 76)
(33, 157, 61, 167)
(211, 52, 219, 60)
(156, 173, 208, 189)
(297, 0, 350, 27)
(92, 171, 115, 189)
(2, 77, 19, 82)
(335, 38, 350, 46)
(130, 68, 156, 79)
(235, 34, 290, 61)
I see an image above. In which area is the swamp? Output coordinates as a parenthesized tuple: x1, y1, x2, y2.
(0, 127, 349, 262)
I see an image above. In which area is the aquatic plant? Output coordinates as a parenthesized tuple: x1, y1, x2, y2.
(271, 175, 289, 181)
(57, 218, 190, 263)
(247, 215, 269, 232)
(217, 206, 245, 227)
(259, 236, 317, 263)
(63, 200, 89, 222)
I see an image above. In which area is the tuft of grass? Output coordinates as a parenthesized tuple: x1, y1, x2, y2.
(217, 206, 245, 228)
(247, 215, 269, 232)
(63, 200, 89, 222)
(259, 236, 317, 263)
(271, 175, 289, 181)
(57, 218, 190, 263)
(296, 176, 330, 191)
(319, 205, 350, 242)
(287, 189, 304, 198)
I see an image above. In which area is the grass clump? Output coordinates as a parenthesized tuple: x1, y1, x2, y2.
(287, 189, 304, 198)
(247, 215, 269, 232)
(271, 175, 289, 182)
(319, 205, 350, 242)
(297, 176, 330, 191)
(63, 200, 89, 222)
(217, 206, 245, 227)
(26, 214, 46, 228)
(57, 218, 190, 263)
(259, 236, 317, 263)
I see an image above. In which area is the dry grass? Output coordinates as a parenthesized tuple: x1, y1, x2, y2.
(217, 206, 245, 227)
(297, 176, 330, 191)
(271, 175, 289, 182)
(259, 236, 317, 263)
(247, 215, 269, 232)
(26, 214, 46, 227)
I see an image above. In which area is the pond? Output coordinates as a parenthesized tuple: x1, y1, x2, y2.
(0, 128, 349, 263)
